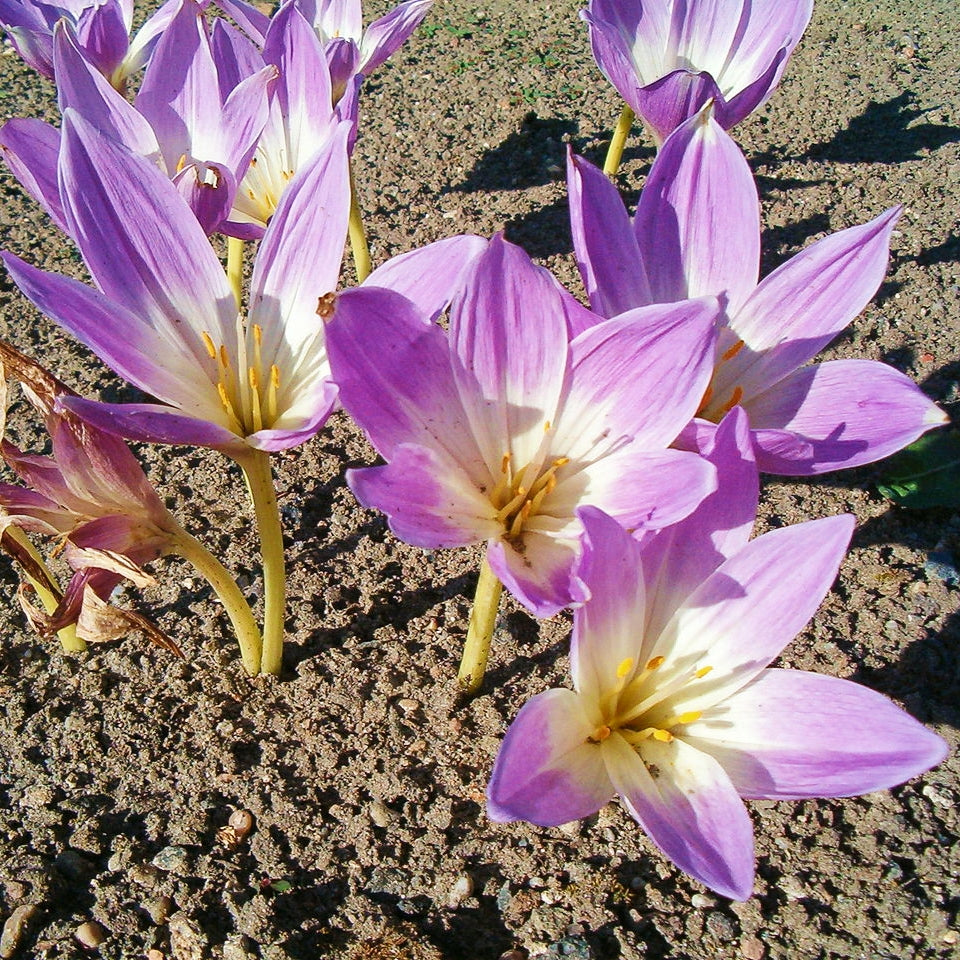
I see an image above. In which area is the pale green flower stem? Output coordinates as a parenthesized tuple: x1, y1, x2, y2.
(458, 555, 503, 694)
(227, 237, 245, 310)
(3, 526, 84, 652)
(235, 448, 286, 675)
(167, 526, 263, 676)
(603, 104, 635, 177)
(348, 165, 372, 283)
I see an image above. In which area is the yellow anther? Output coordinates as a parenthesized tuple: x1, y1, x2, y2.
(253, 324, 263, 347)
(652, 729, 674, 742)
(248, 366, 258, 390)
(695, 665, 713, 679)
(176, 153, 188, 173)
(267, 364, 280, 422)
(720, 338, 745, 362)
(544, 420, 551, 432)
(200, 331, 217, 359)
(553, 457, 570, 468)
(717, 385, 744, 418)
(647, 656, 665, 671)
(315, 292, 337, 319)
(588, 725, 612, 743)
(616, 657, 634, 679)
(500, 453, 511, 474)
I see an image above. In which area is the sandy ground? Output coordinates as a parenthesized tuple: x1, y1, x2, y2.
(0, 1, 958, 958)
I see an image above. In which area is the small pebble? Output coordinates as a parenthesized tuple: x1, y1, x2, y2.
(691, 893, 716, 909)
(228, 810, 255, 837)
(706, 911, 738, 942)
(740, 935, 765, 960)
(499, 952, 526, 960)
(368, 800, 395, 828)
(0, 904, 39, 959)
(168, 912, 207, 960)
(445, 874, 474, 909)
(153, 846, 190, 873)
(75, 920, 107, 950)
(396, 698, 420, 714)
(147, 950, 164, 960)
(146, 895, 174, 925)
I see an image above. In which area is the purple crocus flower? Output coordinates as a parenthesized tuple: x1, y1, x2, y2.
(325, 234, 721, 616)
(0, 340, 179, 642)
(2, 107, 351, 456)
(568, 108, 947, 474)
(217, 0, 433, 101)
(582, 0, 813, 144)
(488, 410, 947, 900)
(0, 9, 276, 237)
(0, 0, 178, 89)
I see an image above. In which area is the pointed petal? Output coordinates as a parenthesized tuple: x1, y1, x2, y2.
(249, 121, 350, 363)
(638, 407, 758, 638)
(487, 688, 614, 826)
(567, 148, 650, 318)
(604, 733, 755, 900)
(635, 108, 760, 312)
(554, 297, 719, 462)
(359, 0, 433, 75)
(363, 235, 488, 323)
(571, 507, 647, 706)
(58, 110, 237, 351)
(487, 527, 580, 617)
(325, 287, 488, 483)
(0, 118, 67, 232)
(724, 208, 900, 394)
(656, 514, 855, 712)
(74, 0, 128, 76)
(60, 396, 243, 452)
(689, 669, 948, 800)
(559, 448, 717, 533)
(347, 444, 499, 549)
(747, 359, 949, 475)
(210, 17, 265, 95)
(54, 23, 159, 159)
(582, 4, 647, 114)
(245, 379, 339, 452)
(210, 0, 269, 45)
(1, 253, 218, 416)
(713, 47, 788, 128)
(449, 235, 571, 473)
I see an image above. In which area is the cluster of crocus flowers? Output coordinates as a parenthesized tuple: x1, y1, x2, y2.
(567, 105, 947, 474)
(583, 0, 813, 169)
(0, 0, 949, 906)
(488, 414, 948, 899)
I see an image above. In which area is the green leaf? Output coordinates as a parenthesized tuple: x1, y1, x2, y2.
(876, 430, 960, 508)
(269, 879, 292, 893)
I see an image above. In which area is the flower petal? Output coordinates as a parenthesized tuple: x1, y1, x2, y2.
(487, 526, 581, 617)
(571, 506, 647, 706)
(347, 444, 499, 549)
(326, 287, 488, 483)
(487, 688, 614, 826)
(655, 514, 855, 712)
(555, 296, 719, 462)
(604, 732, 755, 900)
(58, 109, 237, 351)
(0, 118, 67, 232)
(363, 234, 488, 323)
(746, 359, 948, 475)
(359, 0, 433, 75)
(688, 669, 948, 800)
(566, 148, 650, 318)
(449, 235, 571, 474)
(635, 107, 760, 313)
(633, 68, 722, 146)
(60, 397, 244, 452)
(721, 207, 900, 397)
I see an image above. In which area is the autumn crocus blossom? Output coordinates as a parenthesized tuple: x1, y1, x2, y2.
(0, 0, 177, 88)
(582, 0, 813, 144)
(488, 412, 947, 900)
(2, 108, 351, 455)
(568, 108, 947, 474)
(326, 234, 720, 617)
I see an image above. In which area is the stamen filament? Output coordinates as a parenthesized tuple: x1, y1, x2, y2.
(613, 662, 712, 729)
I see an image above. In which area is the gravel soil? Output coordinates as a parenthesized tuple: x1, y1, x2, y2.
(0, 1, 958, 958)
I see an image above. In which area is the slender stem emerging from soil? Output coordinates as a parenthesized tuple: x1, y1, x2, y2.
(236, 449, 286, 675)
(168, 528, 262, 675)
(458, 554, 503, 695)
(2, 527, 84, 652)
(603, 104, 635, 177)
(227, 237, 244, 311)
(348, 165, 372, 283)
